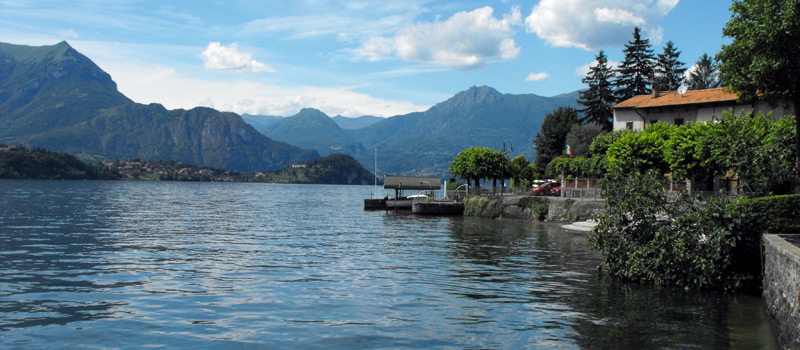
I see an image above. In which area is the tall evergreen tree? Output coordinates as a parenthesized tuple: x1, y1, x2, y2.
(615, 27, 655, 101)
(687, 53, 721, 90)
(577, 50, 616, 130)
(654, 41, 686, 91)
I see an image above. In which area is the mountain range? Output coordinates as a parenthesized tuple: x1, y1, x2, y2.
(252, 86, 580, 175)
(0, 41, 317, 172)
(1, 41, 581, 177)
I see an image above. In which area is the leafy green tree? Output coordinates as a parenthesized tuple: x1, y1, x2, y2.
(577, 50, 616, 130)
(565, 122, 605, 158)
(615, 27, 655, 101)
(687, 53, 721, 90)
(589, 168, 759, 292)
(533, 106, 580, 170)
(664, 121, 717, 186)
(606, 129, 670, 174)
(654, 41, 686, 91)
(509, 155, 531, 188)
(717, 0, 800, 185)
(449, 146, 498, 188)
(449, 147, 479, 187)
(706, 110, 796, 195)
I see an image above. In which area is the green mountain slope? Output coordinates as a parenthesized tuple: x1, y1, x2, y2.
(264, 108, 366, 157)
(350, 86, 581, 176)
(0, 41, 318, 172)
(0, 41, 132, 139)
(25, 103, 318, 171)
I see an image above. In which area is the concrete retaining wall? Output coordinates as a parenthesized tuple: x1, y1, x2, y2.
(763, 234, 800, 349)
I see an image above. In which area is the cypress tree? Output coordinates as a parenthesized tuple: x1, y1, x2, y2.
(577, 50, 616, 130)
(615, 27, 655, 101)
(655, 41, 686, 91)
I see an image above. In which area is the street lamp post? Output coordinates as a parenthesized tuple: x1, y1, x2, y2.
(502, 141, 513, 195)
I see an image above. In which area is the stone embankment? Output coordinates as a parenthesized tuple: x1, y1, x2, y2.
(464, 195, 604, 226)
(763, 234, 800, 350)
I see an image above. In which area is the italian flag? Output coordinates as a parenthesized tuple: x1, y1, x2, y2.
(566, 144, 572, 158)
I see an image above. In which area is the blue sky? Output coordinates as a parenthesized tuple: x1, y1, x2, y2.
(1, 0, 732, 118)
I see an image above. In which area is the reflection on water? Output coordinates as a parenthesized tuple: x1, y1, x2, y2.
(0, 180, 778, 349)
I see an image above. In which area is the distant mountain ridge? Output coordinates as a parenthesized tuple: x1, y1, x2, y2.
(256, 86, 580, 176)
(332, 115, 382, 129)
(0, 41, 318, 172)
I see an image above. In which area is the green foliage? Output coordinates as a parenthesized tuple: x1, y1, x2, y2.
(718, 0, 800, 182)
(517, 196, 550, 221)
(717, 0, 800, 107)
(606, 131, 669, 174)
(705, 110, 796, 195)
(664, 121, 714, 181)
(565, 122, 605, 158)
(590, 169, 759, 292)
(589, 129, 633, 157)
(732, 194, 800, 234)
(509, 155, 531, 188)
(533, 106, 580, 170)
(0, 144, 118, 180)
(449, 146, 510, 187)
(553, 155, 608, 177)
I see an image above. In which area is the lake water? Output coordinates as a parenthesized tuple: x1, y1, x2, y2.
(0, 180, 779, 349)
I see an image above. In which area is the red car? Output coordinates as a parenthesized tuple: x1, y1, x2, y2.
(532, 182, 561, 196)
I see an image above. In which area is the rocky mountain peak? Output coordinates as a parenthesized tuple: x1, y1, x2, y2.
(429, 86, 503, 114)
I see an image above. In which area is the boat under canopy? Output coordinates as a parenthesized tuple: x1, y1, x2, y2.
(383, 175, 442, 209)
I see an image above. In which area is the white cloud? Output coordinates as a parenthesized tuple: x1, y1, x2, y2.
(201, 42, 275, 73)
(525, 72, 549, 82)
(356, 6, 520, 70)
(525, 0, 679, 50)
(99, 61, 427, 118)
(58, 29, 78, 39)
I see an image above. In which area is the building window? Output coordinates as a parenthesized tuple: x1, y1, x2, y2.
(625, 121, 633, 130)
(675, 118, 684, 126)
(649, 119, 658, 124)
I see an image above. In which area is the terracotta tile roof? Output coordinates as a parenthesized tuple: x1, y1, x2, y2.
(613, 88, 739, 109)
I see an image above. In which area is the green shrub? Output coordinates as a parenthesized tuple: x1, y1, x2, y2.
(518, 196, 550, 221)
(588, 169, 797, 293)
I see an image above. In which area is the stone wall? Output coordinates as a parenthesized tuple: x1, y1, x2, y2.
(545, 199, 604, 223)
(464, 195, 604, 223)
(763, 234, 800, 349)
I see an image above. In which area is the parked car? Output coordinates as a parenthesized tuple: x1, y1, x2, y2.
(532, 182, 561, 196)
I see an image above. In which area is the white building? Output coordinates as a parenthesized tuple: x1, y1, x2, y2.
(612, 87, 795, 131)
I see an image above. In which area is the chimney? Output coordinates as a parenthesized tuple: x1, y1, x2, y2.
(652, 83, 660, 98)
